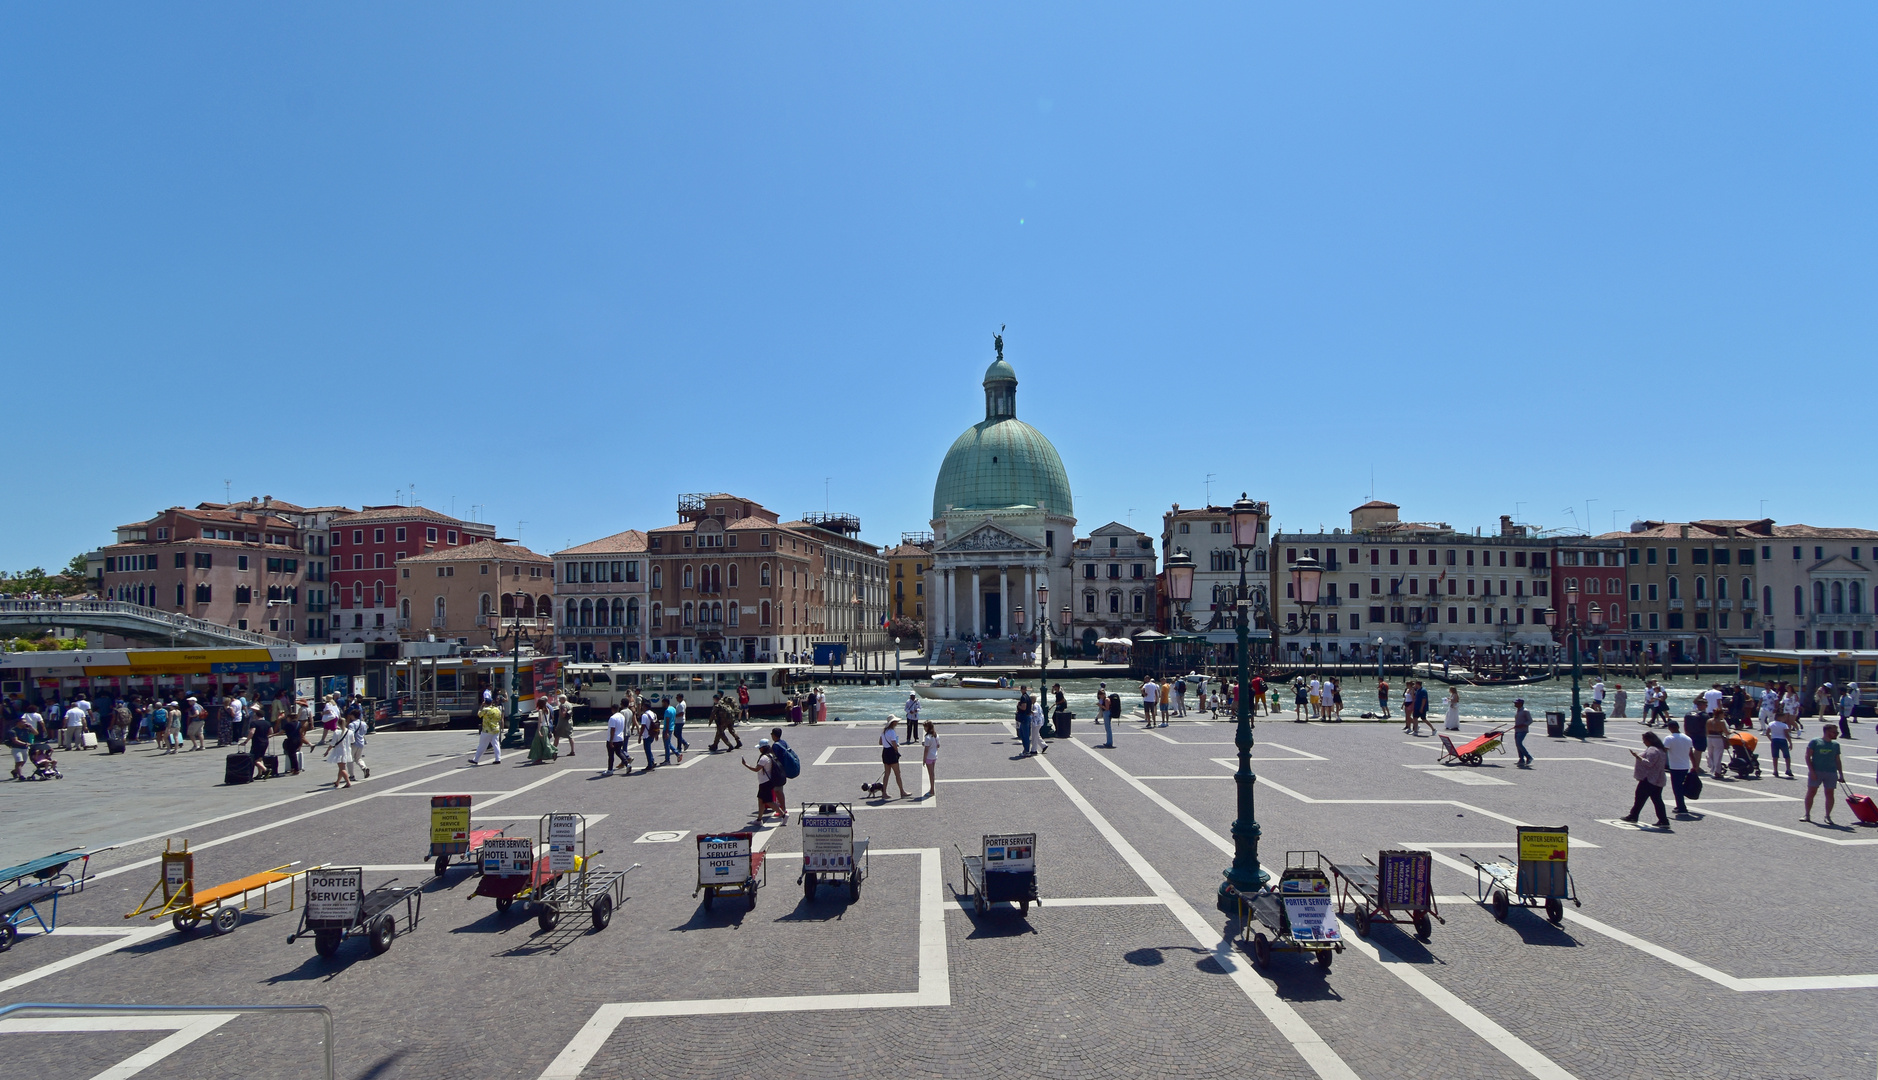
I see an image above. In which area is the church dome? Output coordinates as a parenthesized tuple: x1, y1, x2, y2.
(931, 359, 1073, 520)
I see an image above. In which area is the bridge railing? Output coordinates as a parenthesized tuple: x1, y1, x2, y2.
(0, 599, 278, 646)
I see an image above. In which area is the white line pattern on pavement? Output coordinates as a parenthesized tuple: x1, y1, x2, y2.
(0, 1012, 238, 1080)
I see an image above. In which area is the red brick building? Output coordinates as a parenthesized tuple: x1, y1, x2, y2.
(644, 494, 825, 663)
(327, 506, 497, 643)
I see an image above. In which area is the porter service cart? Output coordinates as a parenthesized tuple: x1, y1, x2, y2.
(1463, 826, 1580, 925)
(1229, 851, 1343, 970)
(695, 832, 764, 911)
(529, 812, 636, 932)
(287, 867, 422, 958)
(427, 794, 509, 878)
(957, 832, 1038, 916)
(125, 840, 315, 936)
(800, 803, 869, 902)
(1329, 849, 1442, 939)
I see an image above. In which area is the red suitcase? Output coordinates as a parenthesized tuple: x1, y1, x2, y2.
(1848, 793, 1878, 825)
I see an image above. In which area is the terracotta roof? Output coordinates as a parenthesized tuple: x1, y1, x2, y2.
(884, 544, 930, 559)
(555, 529, 649, 556)
(1352, 500, 1400, 511)
(1775, 524, 1878, 540)
(332, 505, 495, 529)
(400, 540, 549, 564)
(647, 521, 697, 535)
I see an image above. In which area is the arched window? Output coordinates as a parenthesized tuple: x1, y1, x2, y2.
(1764, 585, 1773, 613)
(627, 598, 640, 627)
(1831, 581, 1845, 614)
(651, 602, 663, 625)
(760, 600, 771, 626)
(434, 596, 446, 621)
(1108, 591, 1121, 614)
(1715, 578, 1728, 601)
(1584, 577, 1599, 595)
(1814, 582, 1827, 613)
(1564, 577, 1578, 593)
(728, 602, 740, 626)
(611, 598, 624, 626)
(565, 599, 578, 626)
(579, 598, 593, 626)
(728, 564, 738, 588)
(1794, 585, 1804, 616)
(683, 566, 694, 589)
(761, 563, 771, 587)
(711, 601, 722, 623)
(1607, 578, 1620, 595)
(400, 598, 411, 620)
(683, 602, 694, 626)
(1853, 585, 1865, 615)
(1607, 603, 1620, 621)
(1694, 577, 1706, 601)
(374, 580, 385, 605)
(501, 593, 515, 618)
(1667, 578, 1679, 600)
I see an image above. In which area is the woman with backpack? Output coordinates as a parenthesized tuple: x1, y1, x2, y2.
(768, 728, 796, 818)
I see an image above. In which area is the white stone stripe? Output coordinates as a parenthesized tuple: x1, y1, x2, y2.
(0, 1013, 238, 1080)
(0, 927, 168, 995)
(1033, 749, 1360, 1080)
(536, 848, 946, 1080)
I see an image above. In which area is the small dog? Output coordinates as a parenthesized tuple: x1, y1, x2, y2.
(861, 781, 886, 798)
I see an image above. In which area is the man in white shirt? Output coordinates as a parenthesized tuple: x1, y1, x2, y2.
(62, 704, 87, 750)
(1663, 719, 1696, 815)
(1703, 684, 1724, 718)
(1140, 679, 1159, 724)
(1591, 681, 1606, 708)
(604, 708, 629, 775)
(638, 704, 659, 771)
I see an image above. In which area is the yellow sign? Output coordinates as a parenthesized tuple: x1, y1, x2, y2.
(1519, 830, 1569, 863)
(431, 806, 471, 845)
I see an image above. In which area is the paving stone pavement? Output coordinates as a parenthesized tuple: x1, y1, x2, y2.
(1, 711, 1873, 1079)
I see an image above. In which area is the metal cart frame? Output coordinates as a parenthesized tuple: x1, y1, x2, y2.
(427, 794, 509, 877)
(1438, 728, 1507, 766)
(530, 812, 637, 932)
(1330, 849, 1443, 939)
(695, 831, 765, 911)
(1228, 851, 1344, 970)
(287, 867, 423, 959)
(957, 832, 1039, 916)
(125, 840, 315, 936)
(1463, 825, 1580, 925)
(800, 803, 869, 902)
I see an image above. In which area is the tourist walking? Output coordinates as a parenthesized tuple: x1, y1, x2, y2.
(1097, 683, 1113, 748)
(1765, 714, 1794, 778)
(742, 740, 784, 822)
(710, 694, 742, 752)
(878, 718, 909, 797)
(670, 694, 689, 758)
(1140, 678, 1158, 724)
(1663, 720, 1695, 814)
(281, 709, 305, 775)
(768, 727, 791, 817)
(1839, 685, 1859, 738)
(346, 711, 370, 778)
(325, 725, 354, 788)
(1704, 710, 1729, 778)
(1294, 678, 1308, 722)
(1622, 731, 1671, 829)
(638, 702, 659, 770)
(603, 706, 629, 775)
(1512, 698, 1533, 768)
(552, 698, 576, 758)
(905, 693, 919, 728)
(249, 712, 274, 780)
(471, 701, 503, 765)
(1612, 683, 1628, 718)
(1802, 725, 1846, 824)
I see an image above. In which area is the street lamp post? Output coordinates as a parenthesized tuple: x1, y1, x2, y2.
(1036, 582, 1049, 692)
(1218, 495, 1272, 912)
(1559, 583, 1607, 741)
(1166, 551, 1195, 681)
(1375, 636, 1384, 683)
(1061, 604, 1072, 669)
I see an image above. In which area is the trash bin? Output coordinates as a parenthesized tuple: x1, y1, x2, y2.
(1545, 711, 1565, 738)
(1052, 710, 1073, 739)
(1585, 709, 1606, 739)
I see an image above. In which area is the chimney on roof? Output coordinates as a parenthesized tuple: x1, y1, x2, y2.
(1680, 525, 1690, 539)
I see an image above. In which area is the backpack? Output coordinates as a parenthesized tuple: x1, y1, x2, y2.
(776, 741, 801, 779)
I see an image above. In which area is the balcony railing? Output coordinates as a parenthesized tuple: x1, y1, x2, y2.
(1669, 599, 1684, 610)
(1810, 612, 1874, 627)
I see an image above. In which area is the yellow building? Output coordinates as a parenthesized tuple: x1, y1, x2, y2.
(886, 541, 930, 622)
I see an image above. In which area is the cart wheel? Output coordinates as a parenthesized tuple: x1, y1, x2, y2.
(1315, 949, 1334, 971)
(210, 907, 242, 936)
(0, 923, 14, 953)
(702, 890, 714, 912)
(537, 904, 560, 932)
(1491, 890, 1509, 922)
(747, 887, 758, 912)
(313, 929, 342, 959)
(434, 854, 450, 878)
(369, 914, 396, 955)
(848, 877, 860, 903)
(974, 893, 986, 916)
(1251, 932, 1272, 966)
(1413, 912, 1432, 939)
(803, 872, 817, 902)
(1465, 753, 1482, 766)
(495, 896, 513, 914)
(172, 912, 200, 934)
(1545, 897, 1564, 925)
(1354, 909, 1373, 938)
(590, 894, 614, 931)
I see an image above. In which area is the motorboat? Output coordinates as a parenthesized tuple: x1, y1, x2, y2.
(913, 673, 1022, 700)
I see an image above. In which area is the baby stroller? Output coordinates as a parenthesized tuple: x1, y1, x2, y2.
(29, 746, 63, 781)
(1724, 731, 1761, 780)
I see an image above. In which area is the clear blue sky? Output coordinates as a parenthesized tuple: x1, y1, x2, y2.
(5, 5, 1874, 569)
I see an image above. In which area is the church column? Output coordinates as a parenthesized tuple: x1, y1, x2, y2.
(1024, 566, 1034, 636)
(972, 568, 982, 639)
(999, 566, 1009, 639)
(943, 568, 954, 642)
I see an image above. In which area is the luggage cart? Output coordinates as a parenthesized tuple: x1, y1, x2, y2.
(1437, 728, 1506, 766)
(528, 813, 637, 932)
(957, 831, 1038, 916)
(124, 840, 316, 936)
(1329, 849, 1442, 939)
(426, 794, 509, 878)
(1463, 825, 1580, 925)
(469, 835, 555, 915)
(800, 803, 869, 902)
(695, 832, 764, 912)
(1227, 851, 1343, 970)
(287, 867, 422, 959)
(0, 847, 112, 951)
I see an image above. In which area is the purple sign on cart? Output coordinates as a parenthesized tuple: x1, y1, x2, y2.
(1378, 850, 1432, 909)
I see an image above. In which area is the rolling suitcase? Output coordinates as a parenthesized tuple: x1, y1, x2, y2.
(107, 735, 127, 755)
(224, 752, 253, 786)
(263, 754, 281, 777)
(1849, 793, 1878, 825)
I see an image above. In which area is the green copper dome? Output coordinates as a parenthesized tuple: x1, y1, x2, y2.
(931, 360, 1074, 520)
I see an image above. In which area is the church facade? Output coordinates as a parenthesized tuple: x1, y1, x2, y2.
(925, 349, 1076, 661)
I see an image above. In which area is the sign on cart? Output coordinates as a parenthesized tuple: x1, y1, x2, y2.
(481, 837, 535, 877)
(801, 814, 854, 872)
(305, 868, 363, 925)
(1283, 894, 1341, 941)
(983, 833, 1035, 873)
(547, 814, 579, 873)
(699, 836, 751, 884)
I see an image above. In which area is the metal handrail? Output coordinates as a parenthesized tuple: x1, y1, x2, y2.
(0, 1002, 333, 1079)
(0, 599, 277, 645)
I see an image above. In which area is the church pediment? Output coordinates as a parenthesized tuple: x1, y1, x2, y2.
(938, 523, 1041, 554)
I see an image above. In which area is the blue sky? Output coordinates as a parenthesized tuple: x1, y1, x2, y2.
(4, 5, 1873, 568)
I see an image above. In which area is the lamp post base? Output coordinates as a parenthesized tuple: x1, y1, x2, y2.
(1564, 717, 1587, 740)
